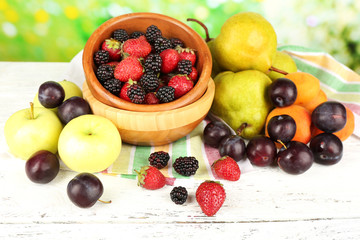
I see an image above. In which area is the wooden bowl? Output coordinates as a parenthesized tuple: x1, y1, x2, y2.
(83, 12, 212, 112)
(83, 78, 215, 146)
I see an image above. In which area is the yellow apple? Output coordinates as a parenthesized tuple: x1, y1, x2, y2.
(4, 104, 63, 160)
(58, 114, 122, 173)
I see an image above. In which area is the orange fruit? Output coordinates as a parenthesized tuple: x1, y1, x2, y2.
(285, 72, 320, 105)
(301, 89, 327, 113)
(265, 104, 312, 145)
(311, 106, 355, 141)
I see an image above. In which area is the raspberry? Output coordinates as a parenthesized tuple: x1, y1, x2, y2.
(154, 36, 172, 54)
(170, 38, 185, 49)
(127, 84, 145, 104)
(156, 86, 175, 103)
(140, 72, 159, 93)
(93, 50, 110, 66)
(144, 92, 160, 104)
(130, 31, 145, 39)
(144, 54, 162, 73)
(177, 59, 192, 74)
(173, 156, 199, 176)
(148, 151, 170, 169)
(113, 29, 129, 42)
(170, 186, 188, 205)
(96, 64, 114, 82)
(103, 78, 122, 96)
(145, 25, 162, 44)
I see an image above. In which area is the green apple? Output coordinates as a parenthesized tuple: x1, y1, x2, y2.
(4, 103, 63, 160)
(58, 114, 122, 173)
(33, 79, 83, 112)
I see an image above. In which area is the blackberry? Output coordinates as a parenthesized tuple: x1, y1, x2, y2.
(103, 78, 122, 96)
(130, 31, 145, 39)
(113, 29, 129, 42)
(170, 186, 188, 205)
(173, 156, 199, 176)
(144, 54, 162, 73)
(140, 72, 159, 93)
(127, 84, 145, 104)
(177, 59, 192, 74)
(148, 151, 170, 169)
(93, 50, 110, 65)
(156, 86, 175, 103)
(96, 64, 114, 82)
(145, 25, 162, 44)
(154, 36, 172, 54)
(170, 38, 185, 48)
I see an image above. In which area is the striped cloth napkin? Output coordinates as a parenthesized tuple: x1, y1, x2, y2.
(61, 46, 360, 181)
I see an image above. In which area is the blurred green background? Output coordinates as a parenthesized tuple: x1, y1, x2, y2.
(1, 0, 360, 73)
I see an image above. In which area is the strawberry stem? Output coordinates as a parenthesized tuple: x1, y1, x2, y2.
(186, 18, 212, 42)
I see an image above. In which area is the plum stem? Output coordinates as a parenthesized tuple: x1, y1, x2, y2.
(277, 140, 287, 149)
(98, 199, 112, 204)
(269, 66, 289, 75)
(29, 102, 34, 120)
(186, 18, 212, 42)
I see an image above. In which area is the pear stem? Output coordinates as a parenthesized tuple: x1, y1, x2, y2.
(186, 18, 212, 42)
(29, 102, 34, 120)
(277, 140, 287, 149)
(236, 123, 248, 136)
(269, 66, 289, 76)
(98, 199, 112, 204)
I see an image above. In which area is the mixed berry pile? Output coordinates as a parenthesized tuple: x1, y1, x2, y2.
(93, 25, 198, 104)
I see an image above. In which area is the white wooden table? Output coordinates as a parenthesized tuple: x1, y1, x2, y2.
(1, 62, 360, 239)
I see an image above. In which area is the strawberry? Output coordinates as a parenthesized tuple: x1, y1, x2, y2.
(144, 92, 160, 104)
(121, 35, 152, 58)
(114, 56, 144, 82)
(196, 181, 226, 217)
(176, 46, 196, 66)
(101, 38, 122, 61)
(160, 49, 180, 74)
(212, 156, 241, 181)
(167, 74, 194, 99)
(135, 166, 166, 190)
(188, 66, 198, 82)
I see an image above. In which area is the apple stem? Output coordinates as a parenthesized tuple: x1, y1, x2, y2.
(30, 102, 34, 120)
(277, 140, 287, 149)
(186, 18, 212, 42)
(269, 66, 289, 76)
(236, 123, 248, 136)
(98, 199, 112, 204)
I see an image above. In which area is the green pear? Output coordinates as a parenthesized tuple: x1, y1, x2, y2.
(33, 79, 83, 112)
(268, 51, 297, 80)
(211, 70, 273, 139)
(213, 12, 277, 73)
(207, 40, 222, 79)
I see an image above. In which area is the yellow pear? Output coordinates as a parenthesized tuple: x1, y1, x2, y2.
(213, 12, 277, 73)
(211, 70, 273, 139)
(268, 51, 297, 80)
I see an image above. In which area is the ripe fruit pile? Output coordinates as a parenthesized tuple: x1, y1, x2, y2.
(93, 25, 199, 104)
(204, 70, 355, 175)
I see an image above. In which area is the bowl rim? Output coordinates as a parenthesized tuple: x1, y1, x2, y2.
(83, 12, 212, 112)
